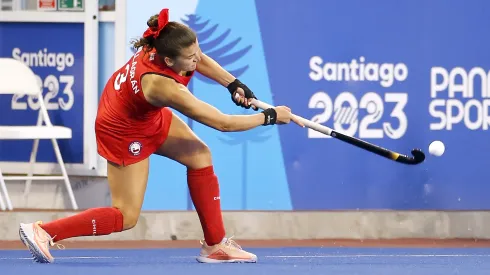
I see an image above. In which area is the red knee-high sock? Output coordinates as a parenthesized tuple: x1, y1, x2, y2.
(40, 207, 124, 242)
(187, 166, 225, 246)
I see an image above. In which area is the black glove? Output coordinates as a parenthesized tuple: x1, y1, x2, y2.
(261, 108, 277, 125)
(226, 79, 258, 110)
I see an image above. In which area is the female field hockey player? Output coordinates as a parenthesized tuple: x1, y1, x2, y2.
(18, 8, 302, 264)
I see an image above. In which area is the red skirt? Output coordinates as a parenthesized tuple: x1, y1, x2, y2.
(95, 107, 173, 166)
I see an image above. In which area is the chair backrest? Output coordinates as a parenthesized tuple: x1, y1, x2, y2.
(0, 58, 53, 126)
(0, 58, 41, 96)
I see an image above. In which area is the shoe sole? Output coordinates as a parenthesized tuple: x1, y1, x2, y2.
(19, 225, 52, 264)
(196, 256, 257, 263)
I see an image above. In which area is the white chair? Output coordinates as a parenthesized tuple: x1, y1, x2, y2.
(0, 58, 78, 211)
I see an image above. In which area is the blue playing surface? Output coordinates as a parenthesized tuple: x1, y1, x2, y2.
(1, 247, 490, 275)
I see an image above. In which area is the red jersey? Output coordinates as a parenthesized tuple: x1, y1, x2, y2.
(95, 47, 195, 166)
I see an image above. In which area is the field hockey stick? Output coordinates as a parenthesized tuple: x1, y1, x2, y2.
(250, 99, 425, 165)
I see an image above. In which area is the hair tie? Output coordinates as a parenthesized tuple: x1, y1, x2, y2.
(143, 8, 169, 39)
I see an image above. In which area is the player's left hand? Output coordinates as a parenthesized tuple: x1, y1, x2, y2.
(227, 79, 259, 111)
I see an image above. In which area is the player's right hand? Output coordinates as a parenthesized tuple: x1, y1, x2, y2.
(274, 106, 305, 127)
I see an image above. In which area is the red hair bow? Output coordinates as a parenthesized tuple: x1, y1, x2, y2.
(143, 8, 169, 39)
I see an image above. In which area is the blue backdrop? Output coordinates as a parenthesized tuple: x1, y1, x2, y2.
(2, 1, 488, 211)
(253, 0, 490, 210)
(140, 0, 489, 211)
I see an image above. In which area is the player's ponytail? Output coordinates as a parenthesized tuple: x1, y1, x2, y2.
(131, 14, 159, 51)
(131, 8, 197, 59)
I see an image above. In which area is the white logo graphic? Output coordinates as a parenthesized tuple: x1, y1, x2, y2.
(308, 91, 408, 140)
(129, 141, 142, 156)
(12, 47, 75, 72)
(10, 48, 76, 112)
(307, 56, 409, 139)
(429, 66, 490, 130)
(309, 56, 408, 88)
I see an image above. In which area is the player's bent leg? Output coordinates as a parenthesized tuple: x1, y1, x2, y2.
(107, 158, 149, 230)
(19, 158, 149, 263)
(155, 113, 257, 263)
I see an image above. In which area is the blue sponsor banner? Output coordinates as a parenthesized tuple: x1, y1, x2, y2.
(0, 23, 84, 164)
(254, 0, 490, 210)
(133, 0, 489, 210)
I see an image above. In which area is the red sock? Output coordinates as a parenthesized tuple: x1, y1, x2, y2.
(40, 207, 124, 242)
(187, 166, 225, 246)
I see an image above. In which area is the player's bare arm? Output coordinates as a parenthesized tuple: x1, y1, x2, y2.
(196, 52, 235, 87)
(142, 74, 296, 131)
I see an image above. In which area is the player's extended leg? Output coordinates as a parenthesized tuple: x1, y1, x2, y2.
(19, 159, 149, 263)
(155, 113, 257, 263)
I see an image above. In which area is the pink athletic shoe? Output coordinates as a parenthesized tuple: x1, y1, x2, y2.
(196, 237, 257, 263)
(19, 221, 60, 263)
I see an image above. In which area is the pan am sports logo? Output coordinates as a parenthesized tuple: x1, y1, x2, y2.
(430, 66, 490, 130)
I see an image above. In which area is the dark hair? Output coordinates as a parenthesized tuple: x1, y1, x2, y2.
(131, 14, 197, 59)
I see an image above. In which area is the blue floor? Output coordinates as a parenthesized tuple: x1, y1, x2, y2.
(1, 247, 490, 275)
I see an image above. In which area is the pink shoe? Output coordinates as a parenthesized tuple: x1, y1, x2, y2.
(196, 237, 257, 263)
(19, 221, 60, 263)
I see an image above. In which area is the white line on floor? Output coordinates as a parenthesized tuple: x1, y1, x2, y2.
(168, 254, 490, 259)
(264, 254, 490, 258)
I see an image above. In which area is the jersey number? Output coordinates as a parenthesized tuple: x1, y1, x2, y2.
(114, 64, 130, 91)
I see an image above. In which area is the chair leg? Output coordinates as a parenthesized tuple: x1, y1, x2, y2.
(0, 168, 13, 210)
(25, 107, 44, 196)
(24, 138, 40, 197)
(0, 176, 6, 211)
(51, 138, 78, 210)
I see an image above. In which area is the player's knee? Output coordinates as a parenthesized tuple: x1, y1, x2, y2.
(115, 206, 141, 230)
(123, 210, 140, 230)
(198, 142, 212, 159)
(191, 142, 212, 168)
